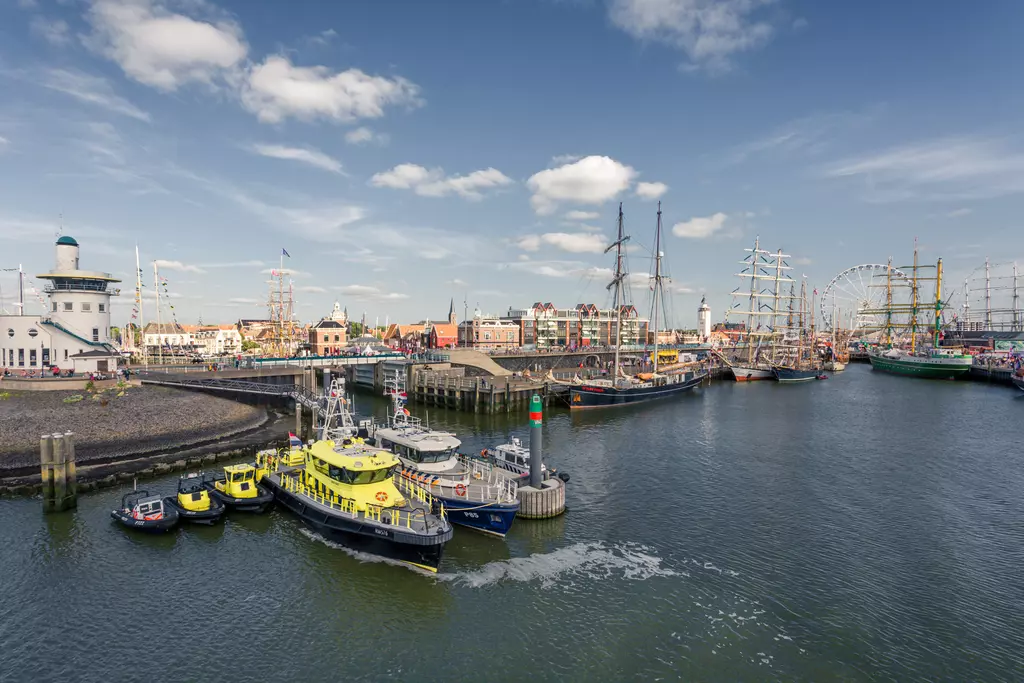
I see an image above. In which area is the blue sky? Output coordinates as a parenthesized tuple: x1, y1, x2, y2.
(2, 0, 1023, 330)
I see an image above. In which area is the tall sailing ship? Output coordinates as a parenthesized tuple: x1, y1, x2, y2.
(865, 248, 973, 379)
(771, 276, 821, 383)
(724, 239, 795, 381)
(569, 203, 706, 409)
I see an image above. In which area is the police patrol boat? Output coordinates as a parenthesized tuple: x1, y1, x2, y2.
(364, 373, 520, 538)
(256, 378, 453, 572)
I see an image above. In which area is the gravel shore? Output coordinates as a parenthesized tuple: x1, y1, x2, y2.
(0, 385, 266, 473)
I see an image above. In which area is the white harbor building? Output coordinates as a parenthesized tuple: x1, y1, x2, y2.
(1, 236, 121, 374)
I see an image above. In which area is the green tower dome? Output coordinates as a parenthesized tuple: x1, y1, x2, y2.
(56, 235, 79, 246)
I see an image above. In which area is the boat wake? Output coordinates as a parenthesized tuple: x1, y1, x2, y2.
(298, 528, 437, 576)
(442, 541, 676, 588)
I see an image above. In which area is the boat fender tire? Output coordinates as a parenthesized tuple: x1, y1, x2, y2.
(558, 472, 570, 483)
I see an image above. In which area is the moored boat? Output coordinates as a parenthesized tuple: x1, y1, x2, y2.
(867, 347, 972, 380)
(773, 366, 819, 383)
(569, 203, 707, 409)
(259, 436, 453, 572)
(164, 473, 226, 525)
(368, 374, 519, 538)
(204, 464, 274, 513)
(111, 490, 179, 533)
(730, 364, 775, 381)
(1012, 372, 1024, 392)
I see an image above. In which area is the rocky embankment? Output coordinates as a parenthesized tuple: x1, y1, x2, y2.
(0, 385, 267, 478)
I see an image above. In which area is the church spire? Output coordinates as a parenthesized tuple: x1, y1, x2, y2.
(448, 297, 457, 325)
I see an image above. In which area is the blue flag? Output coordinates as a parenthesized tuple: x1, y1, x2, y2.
(282, 248, 290, 258)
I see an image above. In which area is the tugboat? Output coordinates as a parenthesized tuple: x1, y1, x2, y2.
(164, 473, 226, 525)
(204, 463, 274, 513)
(258, 384, 453, 572)
(366, 374, 520, 538)
(111, 490, 179, 533)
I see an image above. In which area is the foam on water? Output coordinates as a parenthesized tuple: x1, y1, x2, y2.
(298, 528, 437, 576)
(442, 541, 677, 588)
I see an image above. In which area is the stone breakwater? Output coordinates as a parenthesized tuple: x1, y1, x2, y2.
(0, 385, 267, 478)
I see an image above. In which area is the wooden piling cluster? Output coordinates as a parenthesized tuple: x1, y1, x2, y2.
(409, 371, 561, 413)
(39, 432, 77, 512)
(517, 477, 566, 519)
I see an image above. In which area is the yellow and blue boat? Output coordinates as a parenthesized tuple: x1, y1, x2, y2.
(204, 463, 274, 513)
(258, 436, 453, 573)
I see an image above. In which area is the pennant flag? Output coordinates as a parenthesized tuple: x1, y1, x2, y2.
(282, 248, 291, 258)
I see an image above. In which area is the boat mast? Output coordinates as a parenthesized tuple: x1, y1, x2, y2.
(770, 249, 786, 363)
(606, 203, 630, 383)
(651, 202, 663, 375)
(746, 236, 760, 364)
(798, 277, 807, 364)
(910, 243, 919, 354)
(1014, 262, 1020, 330)
(136, 245, 146, 367)
(934, 257, 943, 347)
(154, 261, 162, 365)
(885, 257, 893, 348)
(985, 257, 992, 328)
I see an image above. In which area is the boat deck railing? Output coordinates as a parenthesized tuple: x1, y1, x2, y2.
(276, 470, 446, 533)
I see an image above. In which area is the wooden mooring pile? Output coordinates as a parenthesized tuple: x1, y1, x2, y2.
(39, 432, 78, 512)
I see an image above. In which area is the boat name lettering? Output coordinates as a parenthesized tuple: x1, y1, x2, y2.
(462, 512, 479, 519)
(374, 528, 391, 537)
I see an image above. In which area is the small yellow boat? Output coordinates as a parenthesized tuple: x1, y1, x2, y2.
(203, 464, 274, 513)
(164, 473, 226, 525)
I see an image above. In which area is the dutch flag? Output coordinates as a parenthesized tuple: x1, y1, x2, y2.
(289, 432, 302, 448)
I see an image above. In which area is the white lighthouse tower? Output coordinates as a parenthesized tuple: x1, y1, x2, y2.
(697, 295, 711, 342)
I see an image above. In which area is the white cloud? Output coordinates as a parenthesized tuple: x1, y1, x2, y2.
(250, 143, 343, 174)
(154, 259, 203, 273)
(198, 260, 264, 268)
(635, 181, 668, 199)
(947, 208, 972, 218)
(40, 69, 151, 121)
(86, 0, 248, 91)
(370, 163, 513, 199)
(565, 210, 601, 221)
(517, 232, 607, 254)
(449, 278, 467, 287)
(334, 284, 409, 301)
(792, 257, 812, 266)
(672, 212, 728, 239)
(31, 17, 71, 45)
(527, 155, 637, 215)
(17, 0, 38, 8)
(228, 297, 259, 304)
(823, 135, 1024, 202)
(0, 136, 7, 147)
(241, 55, 420, 124)
(345, 126, 389, 145)
(725, 109, 880, 166)
(296, 285, 327, 293)
(608, 0, 778, 74)
(503, 259, 620, 281)
(550, 154, 581, 165)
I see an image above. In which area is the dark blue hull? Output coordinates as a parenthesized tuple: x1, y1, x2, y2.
(1013, 375, 1024, 392)
(569, 372, 705, 409)
(773, 367, 818, 383)
(437, 497, 519, 537)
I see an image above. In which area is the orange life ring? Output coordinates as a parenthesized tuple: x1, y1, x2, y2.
(375, 491, 388, 503)
(455, 483, 467, 497)
(480, 449, 487, 457)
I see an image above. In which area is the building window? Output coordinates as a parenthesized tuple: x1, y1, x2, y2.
(99, 304, 105, 312)
(64, 349, 68, 360)
(52, 302, 57, 312)
(28, 328, 38, 338)
(18, 349, 24, 367)
(92, 328, 99, 342)
(29, 350, 37, 366)
(6, 329, 12, 338)
(82, 302, 92, 312)
(484, 331, 491, 340)
(63, 302, 73, 312)
(334, 335, 340, 342)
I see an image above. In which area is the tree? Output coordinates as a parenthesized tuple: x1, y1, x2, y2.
(350, 322, 364, 337)
(241, 340, 259, 352)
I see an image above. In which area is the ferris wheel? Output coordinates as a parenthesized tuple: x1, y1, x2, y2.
(819, 264, 907, 332)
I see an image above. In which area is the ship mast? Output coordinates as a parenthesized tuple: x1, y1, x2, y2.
(885, 257, 893, 348)
(1014, 262, 1020, 329)
(651, 202, 664, 375)
(154, 261, 162, 365)
(798, 277, 807, 365)
(910, 243, 919, 354)
(934, 257, 944, 347)
(606, 203, 630, 384)
(985, 257, 992, 328)
(136, 245, 147, 367)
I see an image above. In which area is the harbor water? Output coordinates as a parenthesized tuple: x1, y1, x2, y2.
(1, 365, 1022, 682)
